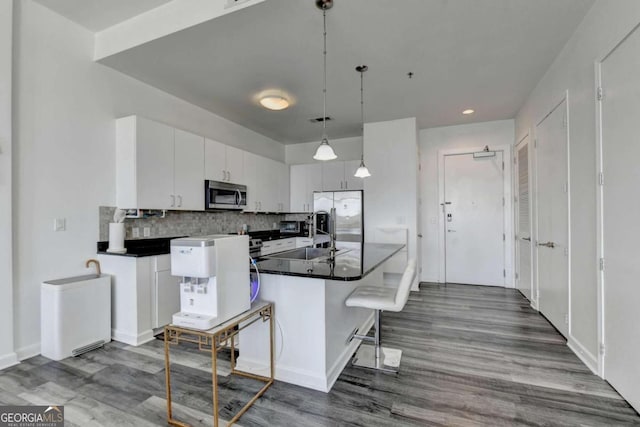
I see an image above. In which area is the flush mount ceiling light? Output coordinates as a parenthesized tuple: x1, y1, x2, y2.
(259, 94, 290, 111)
(354, 65, 371, 178)
(313, 0, 337, 161)
(462, 109, 475, 115)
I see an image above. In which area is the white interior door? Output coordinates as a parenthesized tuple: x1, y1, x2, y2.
(515, 138, 532, 300)
(444, 152, 505, 286)
(535, 99, 569, 337)
(601, 25, 640, 413)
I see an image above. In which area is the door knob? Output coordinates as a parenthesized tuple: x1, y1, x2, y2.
(537, 241, 555, 248)
(447, 229, 456, 233)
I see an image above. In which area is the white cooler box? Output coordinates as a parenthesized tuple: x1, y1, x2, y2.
(41, 274, 111, 361)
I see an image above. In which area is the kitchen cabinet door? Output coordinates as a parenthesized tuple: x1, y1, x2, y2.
(259, 158, 279, 212)
(306, 163, 323, 206)
(277, 162, 290, 212)
(243, 152, 259, 212)
(133, 117, 175, 209)
(290, 165, 307, 212)
(226, 145, 245, 184)
(322, 161, 345, 191)
(204, 138, 227, 182)
(344, 160, 364, 190)
(174, 129, 204, 210)
(154, 269, 181, 328)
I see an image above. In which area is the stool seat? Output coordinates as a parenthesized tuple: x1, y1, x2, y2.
(345, 259, 416, 373)
(345, 286, 398, 311)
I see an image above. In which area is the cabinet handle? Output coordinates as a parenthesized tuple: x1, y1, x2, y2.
(340, 181, 343, 189)
(170, 195, 175, 207)
(344, 181, 348, 189)
(226, 171, 231, 181)
(259, 201, 262, 210)
(255, 202, 258, 211)
(177, 195, 182, 207)
(222, 170, 226, 181)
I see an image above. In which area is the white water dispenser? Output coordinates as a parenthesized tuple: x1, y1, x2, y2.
(170, 235, 249, 330)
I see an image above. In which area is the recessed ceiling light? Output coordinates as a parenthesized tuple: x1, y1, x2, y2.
(259, 95, 290, 111)
(462, 109, 475, 115)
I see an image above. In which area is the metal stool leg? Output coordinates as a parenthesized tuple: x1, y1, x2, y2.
(351, 309, 402, 373)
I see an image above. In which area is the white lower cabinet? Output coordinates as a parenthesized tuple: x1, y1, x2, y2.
(98, 253, 180, 346)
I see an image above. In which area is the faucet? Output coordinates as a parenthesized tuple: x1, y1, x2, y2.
(86, 259, 101, 276)
(313, 208, 337, 261)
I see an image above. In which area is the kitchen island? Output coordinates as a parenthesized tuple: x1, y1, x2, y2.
(236, 243, 404, 392)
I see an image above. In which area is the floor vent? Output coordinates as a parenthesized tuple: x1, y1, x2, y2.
(72, 340, 105, 357)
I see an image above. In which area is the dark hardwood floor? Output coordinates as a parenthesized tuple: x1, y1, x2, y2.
(1, 283, 638, 426)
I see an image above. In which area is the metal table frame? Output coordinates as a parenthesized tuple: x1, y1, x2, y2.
(164, 301, 274, 427)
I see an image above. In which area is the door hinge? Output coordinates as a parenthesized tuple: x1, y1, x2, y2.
(514, 195, 518, 203)
(503, 269, 506, 277)
(599, 172, 604, 186)
(599, 257, 605, 271)
(515, 272, 519, 279)
(600, 343, 606, 356)
(503, 233, 506, 241)
(564, 313, 569, 324)
(502, 161, 505, 171)
(597, 86, 604, 101)
(502, 197, 505, 206)
(563, 182, 568, 193)
(562, 115, 567, 129)
(514, 156, 517, 165)
(534, 139, 538, 148)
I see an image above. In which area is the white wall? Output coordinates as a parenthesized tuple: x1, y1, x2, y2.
(285, 136, 362, 165)
(515, 0, 640, 359)
(0, 0, 17, 369)
(11, 0, 285, 358)
(419, 120, 515, 283)
(364, 118, 419, 289)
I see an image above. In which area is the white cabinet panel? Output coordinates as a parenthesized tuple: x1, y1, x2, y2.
(344, 160, 364, 190)
(204, 138, 227, 182)
(174, 129, 204, 210)
(226, 145, 244, 184)
(154, 269, 180, 328)
(290, 165, 308, 212)
(278, 163, 290, 212)
(244, 152, 259, 212)
(307, 163, 323, 198)
(322, 161, 345, 191)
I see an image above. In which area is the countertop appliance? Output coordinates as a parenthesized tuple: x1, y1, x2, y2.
(279, 220, 304, 236)
(313, 190, 364, 247)
(205, 180, 247, 210)
(249, 238, 263, 258)
(170, 235, 249, 330)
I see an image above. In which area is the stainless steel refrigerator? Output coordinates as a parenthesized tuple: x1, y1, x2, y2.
(313, 190, 363, 247)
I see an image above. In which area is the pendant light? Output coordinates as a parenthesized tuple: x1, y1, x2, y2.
(313, 0, 337, 161)
(354, 65, 371, 178)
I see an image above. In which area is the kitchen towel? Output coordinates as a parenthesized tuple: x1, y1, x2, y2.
(107, 222, 126, 253)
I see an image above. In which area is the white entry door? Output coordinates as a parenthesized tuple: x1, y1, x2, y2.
(535, 99, 569, 337)
(515, 138, 533, 301)
(600, 25, 640, 413)
(444, 152, 505, 286)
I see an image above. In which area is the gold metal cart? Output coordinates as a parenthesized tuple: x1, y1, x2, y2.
(164, 301, 274, 427)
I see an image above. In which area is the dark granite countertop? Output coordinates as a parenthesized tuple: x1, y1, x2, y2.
(255, 243, 405, 281)
(97, 236, 185, 257)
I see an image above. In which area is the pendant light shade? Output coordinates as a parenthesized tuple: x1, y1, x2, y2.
(313, 137, 337, 160)
(313, 1, 337, 161)
(354, 65, 371, 178)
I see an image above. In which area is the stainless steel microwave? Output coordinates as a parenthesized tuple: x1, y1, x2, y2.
(205, 180, 247, 210)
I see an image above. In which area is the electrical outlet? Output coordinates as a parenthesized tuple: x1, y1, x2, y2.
(143, 227, 151, 237)
(132, 227, 140, 238)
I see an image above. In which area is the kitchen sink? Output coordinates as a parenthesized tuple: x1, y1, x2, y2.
(263, 247, 348, 261)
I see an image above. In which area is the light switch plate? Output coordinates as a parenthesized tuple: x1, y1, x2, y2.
(54, 218, 66, 231)
(143, 227, 151, 237)
(132, 227, 140, 238)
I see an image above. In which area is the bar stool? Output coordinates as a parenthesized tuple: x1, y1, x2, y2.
(345, 259, 417, 372)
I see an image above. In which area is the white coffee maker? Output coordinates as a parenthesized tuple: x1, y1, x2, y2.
(170, 234, 250, 330)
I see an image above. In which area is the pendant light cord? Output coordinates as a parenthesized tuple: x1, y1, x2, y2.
(360, 67, 364, 162)
(322, 8, 328, 140)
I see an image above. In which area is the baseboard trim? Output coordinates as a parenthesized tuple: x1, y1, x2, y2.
(235, 357, 329, 392)
(568, 335, 598, 375)
(0, 352, 19, 370)
(16, 343, 40, 361)
(112, 328, 155, 347)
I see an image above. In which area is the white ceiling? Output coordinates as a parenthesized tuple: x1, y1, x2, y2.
(39, 0, 595, 144)
(34, 0, 173, 32)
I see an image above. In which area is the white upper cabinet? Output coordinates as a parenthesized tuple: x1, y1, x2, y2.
(174, 129, 205, 210)
(243, 151, 259, 211)
(344, 160, 364, 191)
(278, 162, 290, 212)
(204, 138, 245, 184)
(116, 116, 203, 210)
(243, 152, 288, 212)
(321, 160, 363, 191)
(290, 163, 322, 212)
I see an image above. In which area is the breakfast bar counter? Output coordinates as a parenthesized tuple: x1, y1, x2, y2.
(237, 243, 404, 392)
